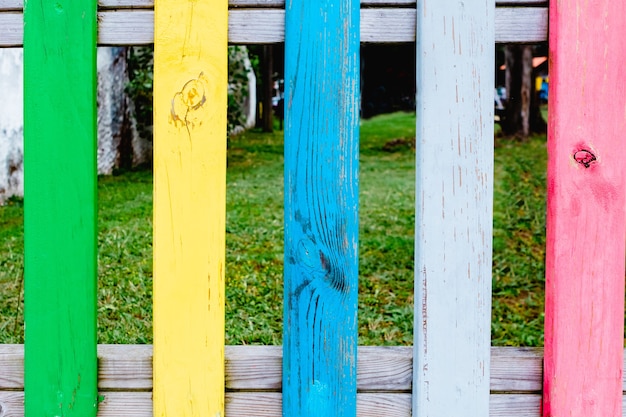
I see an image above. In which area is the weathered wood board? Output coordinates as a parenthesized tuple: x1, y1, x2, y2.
(413, 0, 494, 416)
(0, 345, 550, 417)
(543, 1, 626, 416)
(152, 0, 228, 415)
(22, 0, 98, 415)
(0, 6, 548, 46)
(0, 0, 548, 9)
(282, 0, 360, 415)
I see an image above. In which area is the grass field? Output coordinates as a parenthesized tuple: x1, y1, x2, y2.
(0, 112, 547, 346)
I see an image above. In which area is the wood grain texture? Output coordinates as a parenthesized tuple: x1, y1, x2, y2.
(22, 0, 98, 415)
(282, 0, 360, 415)
(490, 394, 541, 417)
(0, 0, 548, 8)
(0, 7, 548, 46)
(0, 392, 413, 417)
(7, 391, 626, 417)
(490, 347, 542, 392)
(226, 346, 412, 392)
(543, 1, 626, 416)
(97, 345, 152, 390)
(0, 345, 546, 393)
(3, 345, 625, 416)
(152, 0, 227, 415)
(413, 0, 494, 416)
(226, 393, 412, 417)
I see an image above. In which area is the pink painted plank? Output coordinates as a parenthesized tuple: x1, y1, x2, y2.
(544, 1, 626, 416)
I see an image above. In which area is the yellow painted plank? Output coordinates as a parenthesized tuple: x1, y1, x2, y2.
(152, 0, 227, 416)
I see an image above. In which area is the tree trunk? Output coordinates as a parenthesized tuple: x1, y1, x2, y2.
(262, 45, 274, 132)
(501, 44, 546, 138)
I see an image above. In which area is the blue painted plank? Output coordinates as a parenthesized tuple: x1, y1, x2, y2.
(413, 0, 495, 416)
(283, 1, 360, 416)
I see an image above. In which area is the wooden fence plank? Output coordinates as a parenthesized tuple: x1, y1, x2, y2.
(0, 392, 413, 417)
(97, 345, 152, 390)
(0, 7, 548, 46)
(0, 345, 546, 393)
(0, 0, 547, 8)
(22, 0, 98, 415)
(490, 347, 542, 392)
(543, 1, 626, 416)
(4, 391, 606, 417)
(226, 346, 413, 392)
(490, 394, 541, 417)
(413, 0, 494, 416)
(283, 0, 360, 415)
(152, 0, 228, 415)
(227, 393, 412, 417)
(4, 344, 624, 416)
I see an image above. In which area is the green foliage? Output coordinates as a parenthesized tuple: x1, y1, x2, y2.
(126, 47, 154, 142)
(228, 46, 254, 133)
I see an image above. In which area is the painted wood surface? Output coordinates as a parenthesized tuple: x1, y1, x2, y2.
(283, 0, 360, 415)
(0, 7, 548, 46)
(22, 0, 98, 416)
(543, 1, 626, 416)
(413, 0, 494, 416)
(152, 0, 227, 415)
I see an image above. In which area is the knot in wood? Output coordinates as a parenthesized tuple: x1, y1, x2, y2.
(573, 149, 596, 168)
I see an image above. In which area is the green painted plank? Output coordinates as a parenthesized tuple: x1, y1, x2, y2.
(23, 1, 99, 416)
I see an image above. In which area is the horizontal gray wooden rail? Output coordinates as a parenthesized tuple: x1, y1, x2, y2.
(0, 1, 547, 46)
(0, 344, 547, 416)
(0, 0, 548, 9)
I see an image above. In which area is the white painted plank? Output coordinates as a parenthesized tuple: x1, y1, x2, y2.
(0, 8, 548, 46)
(413, 0, 494, 416)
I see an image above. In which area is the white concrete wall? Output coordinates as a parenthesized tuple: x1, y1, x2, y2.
(0, 49, 24, 204)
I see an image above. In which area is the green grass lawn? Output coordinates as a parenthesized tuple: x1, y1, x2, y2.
(0, 111, 547, 346)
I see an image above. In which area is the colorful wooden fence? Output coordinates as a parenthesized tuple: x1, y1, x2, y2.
(0, 1, 625, 416)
